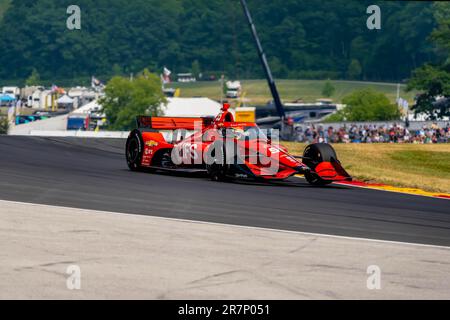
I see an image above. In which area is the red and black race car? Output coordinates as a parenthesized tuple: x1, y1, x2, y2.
(126, 103, 351, 186)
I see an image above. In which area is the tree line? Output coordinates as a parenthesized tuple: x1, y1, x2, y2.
(0, 0, 440, 84)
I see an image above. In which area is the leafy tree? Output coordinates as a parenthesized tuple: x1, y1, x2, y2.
(0, 1, 438, 82)
(25, 68, 40, 86)
(408, 64, 450, 119)
(321, 80, 335, 97)
(0, 116, 9, 134)
(327, 89, 400, 121)
(407, 2, 450, 120)
(0, 0, 11, 22)
(191, 60, 201, 79)
(99, 70, 166, 130)
(111, 64, 123, 76)
(347, 59, 362, 80)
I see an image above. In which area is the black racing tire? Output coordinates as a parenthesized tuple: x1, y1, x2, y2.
(206, 141, 228, 181)
(126, 130, 144, 171)
(303, 143, 337, 186)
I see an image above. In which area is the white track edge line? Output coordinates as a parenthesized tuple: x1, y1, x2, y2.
(1, 199, 449, 250)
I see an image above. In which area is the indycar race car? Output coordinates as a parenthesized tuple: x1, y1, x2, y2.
(126, 103, 352, 186)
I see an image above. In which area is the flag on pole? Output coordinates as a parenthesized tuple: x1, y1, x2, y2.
(51, 84, 66, 94)
(91, 76, 105, 90)
(162, 67, 172, 84)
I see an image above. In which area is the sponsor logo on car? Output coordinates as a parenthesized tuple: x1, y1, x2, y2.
(146, 140, 159, 147)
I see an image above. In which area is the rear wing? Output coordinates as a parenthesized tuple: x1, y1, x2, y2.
(136, 116, 214, 131)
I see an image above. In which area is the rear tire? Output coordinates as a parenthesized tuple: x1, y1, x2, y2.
(303, 143, 337, 186)
(126, 130, 144, 171)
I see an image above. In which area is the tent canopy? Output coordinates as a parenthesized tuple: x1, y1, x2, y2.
(0, 94, 16, 102)
(72, 100, 102, 114)
(57, 95, 74, 104)
(161, 98, 223, 117)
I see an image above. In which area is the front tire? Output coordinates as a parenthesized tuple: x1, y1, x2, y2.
(126, 130, 144, 171)
(303, 143, 337, 186)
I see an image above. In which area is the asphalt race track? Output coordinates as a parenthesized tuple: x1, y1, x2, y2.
(0, 136, 449, 246)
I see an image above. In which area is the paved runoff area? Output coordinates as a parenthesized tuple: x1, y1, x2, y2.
(1, 200, 450, 300)
(1, 136, 449, 248)
(1, 136, 449, 299)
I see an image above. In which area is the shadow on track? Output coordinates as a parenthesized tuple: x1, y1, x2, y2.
(125, 168, 350, 190)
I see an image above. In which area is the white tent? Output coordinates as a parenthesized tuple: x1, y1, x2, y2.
(57, 95, 74, 104)
(71, 97, 225, 118)
(161, 98, 224, 117)
(73, 100, 102, 114)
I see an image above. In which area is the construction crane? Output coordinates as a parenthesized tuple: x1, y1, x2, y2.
(239, 0, 294, 140)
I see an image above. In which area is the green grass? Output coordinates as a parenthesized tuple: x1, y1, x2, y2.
(284, 143, 450, 193)
(0, 106, 38, 116)
(389, 150, 450, 179)
(169, 79, 417, 105)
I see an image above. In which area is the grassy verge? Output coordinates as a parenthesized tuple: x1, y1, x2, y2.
(169, 79, 417, 105)
(0, 107, 36, 116)
(283, 142, 450, 194)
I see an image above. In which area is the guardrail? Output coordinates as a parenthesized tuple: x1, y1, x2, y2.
(302, 120, 450, 130)
(10, 130, 129, 139)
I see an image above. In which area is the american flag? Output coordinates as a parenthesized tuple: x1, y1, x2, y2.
(51, 84, 66, 94)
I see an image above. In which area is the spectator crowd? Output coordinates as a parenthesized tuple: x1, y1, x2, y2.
(294, 123, 450, 144)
